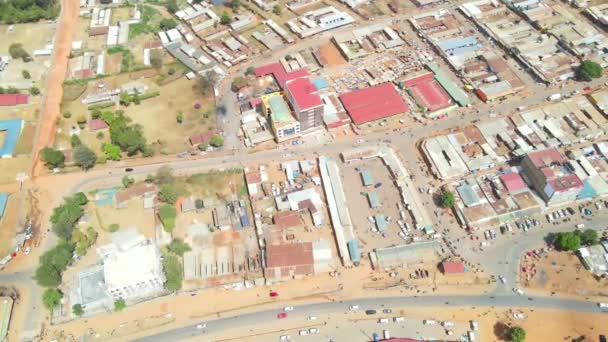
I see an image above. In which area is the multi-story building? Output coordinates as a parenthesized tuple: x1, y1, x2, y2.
(262, 92, 301, 142)
(521, 148, 583, 205)
(285, 77, 324, 132)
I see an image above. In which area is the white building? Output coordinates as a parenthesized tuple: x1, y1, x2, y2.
(97, 229, 165, 301)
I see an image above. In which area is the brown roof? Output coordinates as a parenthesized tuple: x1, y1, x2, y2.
(298, 199, 317, 213)
(273, 211, 301, 229)
(115, 182, 158, 205)
(266, 242, 313, 269)
(88, 26, 109, 36)
(189, 131, 215, 146)
(245, 171, 262, 184)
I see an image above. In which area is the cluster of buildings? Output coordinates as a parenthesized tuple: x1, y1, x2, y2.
(332, 23, 405, 61)
(460, 0, 577, 83)
(410, 9, 525, 102)
(424, 89, 608, 228)
(286, 6, 355, 38)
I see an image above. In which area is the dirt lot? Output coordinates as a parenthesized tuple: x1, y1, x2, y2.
(521, 250, 608, 299)
(316, 42, 346, 67)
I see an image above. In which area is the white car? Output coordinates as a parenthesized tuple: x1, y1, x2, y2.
(598, 302, 608, 309)
(196, 323, 206, 329)
(24, 246, 31, 255)
(299, 330, 309, 336)
(280, 335, 290, 341)
(512, 313, 525, 319)
(498, 276, 506, 284)
(283, 306, 294, 311)
(308, 315, 317, 321)
(349, 305, 359, 311)
(513, 288, 524, 295)
(309, 328, 319, 334)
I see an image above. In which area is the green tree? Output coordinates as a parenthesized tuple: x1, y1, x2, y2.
(165, 0, 179, 13)
(230, 0, 241, 10)
(108, 223, 120, 232)
(122, 175, 134, 188)
(162, 254, 183, 291)
(576, 60, 603, 81)
(41, 147, 65, 169)
(119, 91, 131, 106)
(63, 111, 72, 119)
(155, 165, 174, 184)
(50, 195, 85, 240)
(440, 191, 455, 208)
(159, 18, 177, 30)
(199, 71, 218, 96)
(577, 229, 599, 246)
(555, 231, 581, 251)
(70, 134, 82, 148)
(22, 70, 31, 79)
(159, 204, 177, 232)
(103, 143, 122, 161)
(42, 288, 62, 310)
(72, 303, 84, 317)
(34, 241, 75, 287)
(508, 326, 526, 342)
(198, 143, 208, 151)
(29, 86, 40, 95)
(176, 111, 183, 124)
(114, 298, 126, 311)
(245, 66, 255, 76)
(73, 145, 97, 170)
(71, 227, 97, 256)
(159, 184, 188, 204)
(220, 11, 231, 25)
(8, 43, 31, 61)
(272, 5, 281, 15)
(168, 238, 191, 256)
(73, 192, 88, 205)
(209, 134, 224, 147)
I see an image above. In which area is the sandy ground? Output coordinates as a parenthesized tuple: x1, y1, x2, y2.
(31, 0, 79, 178)
(521, 250, 608, 300)
(317, 42, 347, 67)
(199, 306, 608, 342)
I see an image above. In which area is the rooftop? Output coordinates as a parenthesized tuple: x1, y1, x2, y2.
(286, 77, 323, 110)
(499, 172, 527, 193)
(339, 83, 408, 124)
(0, 94, 28, 106)
(266, 242, 314, 268)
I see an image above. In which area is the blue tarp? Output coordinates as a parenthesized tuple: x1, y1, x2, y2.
(0, 193, 8, 218)
(577, 180, 598, 200)
(312, 78, 328, 90)
(0, 119, 23, 157)
(436, 36, 477, 52)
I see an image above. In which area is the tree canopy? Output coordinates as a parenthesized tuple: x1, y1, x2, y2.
(35, 241, 75, 287)
(50, 194, 87, 240)
(578, 229, 599, 246)
(0, 0, 58, 24)
(576, 60, 603, 81)
(41, 147, 65, 169)
(440, 191, 455, 208)
(159, 18, 177, 30)
(114, 298, 126, 311)
(167, 238, 191, 256)
(508, 326, 526, 342)
(162, 254, 183, 292)
(555, 231, 581, 251)
(210, 134, 224, 147)
(42, 288, 62, 310)
(101, 111, 148, 156)
(159, 204, 177, 232)
(72, 303, 84, 316)
(73, 145, 97, 170)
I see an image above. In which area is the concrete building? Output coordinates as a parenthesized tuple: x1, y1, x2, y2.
(262, 92, 301, 142)
(369, 241, 440, 270)
(587, 4, 608, 28)
(285, 77, 324, 132)
(578, 242, 608, 276)
(521, 149, 583, 205)
(96, 229, 165, 301)
(286, 6, 355, 38)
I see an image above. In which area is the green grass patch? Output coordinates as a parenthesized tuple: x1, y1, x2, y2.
(107, 45, 136, 73)
(129, 5, 161, 39)
(87, 102, 115, 110)
(62, 83, 88, 102)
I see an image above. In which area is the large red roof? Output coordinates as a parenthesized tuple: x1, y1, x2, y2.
(500, 172, 527, 193)
(286, 77, 322, 110)
(266, 242, 313, 268)
(274, 211, 301, 229)
(441, 261, 465, 274)
(0, 94, 28, 106)
(526, 148, 564, 168)
(404, 73, 452, 113)
(339, 83, 408, 124)
(548, 174, 584, 193)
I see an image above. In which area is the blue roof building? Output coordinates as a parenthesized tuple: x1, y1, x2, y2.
(0, 119, 24, 158)
(367, 192, 380, 208)
(375, 215, 388, 232)
(360, 170, 373, 186)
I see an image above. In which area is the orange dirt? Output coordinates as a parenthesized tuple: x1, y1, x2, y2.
(318, 42, 347, 67)
(31, 0, 80, 178)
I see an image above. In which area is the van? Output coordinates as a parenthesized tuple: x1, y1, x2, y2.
(468, 331, 476, 341)
(423, 319, 437, 325)
(299, 330, 308, 336)
(470, 320, 479, 331)
(576, 223, 585, 229)
(365, 309, 377, 315)
(394, 316, 405, 322)
(442, 321, 454, 328)
(378, 318, 389, 324)
(383, 330, 390, 339)
(546, 214, 552, 222)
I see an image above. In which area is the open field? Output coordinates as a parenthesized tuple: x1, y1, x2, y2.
(521, 250, 608, 299)
(317, 41, 346, 67)
(0, 23, 57, 56)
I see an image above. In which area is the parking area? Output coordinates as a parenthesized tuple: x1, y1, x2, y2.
(340, 157, 414, 253)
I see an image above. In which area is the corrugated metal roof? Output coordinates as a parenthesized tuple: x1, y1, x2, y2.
(426, 63, 471, 106)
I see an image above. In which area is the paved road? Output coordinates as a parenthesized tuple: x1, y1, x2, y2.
(133, 293, 604, 342)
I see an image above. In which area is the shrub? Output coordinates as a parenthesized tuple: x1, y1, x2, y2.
(29, 86, 40, 95)
(108, 223, 120, 232)
(63, 111, 72, 119)
(42, 288, 62, 310)
(114, 298, 126, 311)
(159, 204, 177, 232)
(22, 70, 31, 79)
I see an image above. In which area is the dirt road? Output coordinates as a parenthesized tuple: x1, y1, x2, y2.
(31, 0, 79, 178)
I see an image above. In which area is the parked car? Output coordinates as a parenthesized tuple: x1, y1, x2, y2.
(365, 309, 377, 315)
(374, 182, 383, 188)
(269, 291, 279, 297)
(512, 312, 525, 319)
(498, 275, 506, 284)
(283, 306, 294, 311)
(277, 312, 288, 319)
(382, 309, 392, 314)
(513, 288, 524, 295)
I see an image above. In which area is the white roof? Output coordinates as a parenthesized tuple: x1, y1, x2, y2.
(103, 243, 164, 289)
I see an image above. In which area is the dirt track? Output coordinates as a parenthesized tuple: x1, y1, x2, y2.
(31, 0, 79, 178)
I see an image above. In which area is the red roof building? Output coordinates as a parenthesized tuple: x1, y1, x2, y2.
(0, 94, 28, 106)
(189, 131, 215, 146)
(265, 242, 314, 281)
(440, 260, 465, 274)
(285, 78, 322, 111)
(255, 63, 309, 89)
(89, 119, 109, 131)
(339, 83, 408, 124)
(499, 172, 527, 193)
(273, 211, 301, 229)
